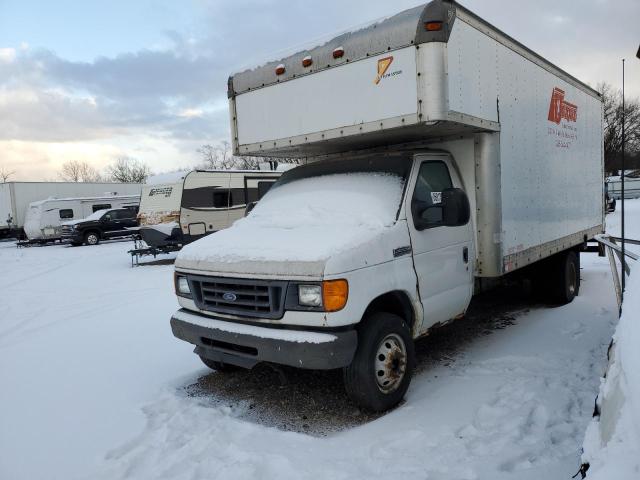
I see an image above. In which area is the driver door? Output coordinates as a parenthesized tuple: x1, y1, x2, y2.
(407, 155, 474, 333)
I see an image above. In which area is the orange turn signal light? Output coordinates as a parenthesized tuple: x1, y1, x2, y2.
(332, 46, 345, 59)
(302, 56, 313, 67)
(424, 21, 443, 31)
(275, 64, 286, 75)
(322, 279, 348, 312)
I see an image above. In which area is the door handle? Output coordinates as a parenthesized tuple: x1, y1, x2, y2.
(463, 246, 469, 264)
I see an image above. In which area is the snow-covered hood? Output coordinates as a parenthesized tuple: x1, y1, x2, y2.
(175, 172, 407, 278)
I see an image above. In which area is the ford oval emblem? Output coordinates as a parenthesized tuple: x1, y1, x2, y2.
(222, 292, 237, 302)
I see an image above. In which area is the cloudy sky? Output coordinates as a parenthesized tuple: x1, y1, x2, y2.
(1, 0, 638, 180)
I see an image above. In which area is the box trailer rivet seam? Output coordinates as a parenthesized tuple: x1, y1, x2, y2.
(171, 0, 604, 413)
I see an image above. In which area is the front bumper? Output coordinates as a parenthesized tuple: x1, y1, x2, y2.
(170, 308, 357, 370)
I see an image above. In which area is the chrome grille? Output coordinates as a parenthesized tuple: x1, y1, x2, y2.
(60, 225, 75, 236)
(189, 275, 287, 319)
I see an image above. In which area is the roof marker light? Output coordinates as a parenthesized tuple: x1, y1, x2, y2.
(332, 46, 345, 59)
(424, 21, 443, 31)
(302, 56, 313, 67)
(275, 64, 285, 75)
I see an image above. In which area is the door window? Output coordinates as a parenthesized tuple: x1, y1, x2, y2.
(212, 190, 230, 208)
(412, 161, 453, 227)
(59, 209, 74, 219)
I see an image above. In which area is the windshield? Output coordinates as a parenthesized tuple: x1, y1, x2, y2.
(249, 156, 411, 230)
(274, 155, 412, 190)
(83, 209, 110, 221)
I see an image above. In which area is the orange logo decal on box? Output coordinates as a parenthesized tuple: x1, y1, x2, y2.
(374, 56, 394, 85)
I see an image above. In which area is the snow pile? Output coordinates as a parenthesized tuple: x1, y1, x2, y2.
(581, 270, 640, 478)
(178, 172, 404, 265)
(145, 221, 178, 237)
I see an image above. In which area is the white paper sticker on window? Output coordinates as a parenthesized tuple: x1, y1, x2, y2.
(430, 192, 442, 204)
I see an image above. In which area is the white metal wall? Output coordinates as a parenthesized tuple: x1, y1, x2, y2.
(447, 20, 603, 256)
(235, 47, 419, 146)
(2, 182, 142, 228)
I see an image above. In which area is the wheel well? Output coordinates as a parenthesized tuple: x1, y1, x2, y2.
(84, 229, 101, 238)
(363, 291, 415, 330)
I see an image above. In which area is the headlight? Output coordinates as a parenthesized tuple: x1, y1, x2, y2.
(296, 280, 348, 312)
(175, 274, 191, 297)
(298, 285, 322, 307)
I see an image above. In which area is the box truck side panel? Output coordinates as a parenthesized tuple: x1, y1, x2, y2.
(0, 183, 13, 229)
(234, 46, 419, 147)
(447, 19, 603, 269)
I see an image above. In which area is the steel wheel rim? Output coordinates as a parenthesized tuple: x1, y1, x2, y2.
(87, 234, 98, 245)
(374, 333, 407, 393)
(568, 262, 577, 295)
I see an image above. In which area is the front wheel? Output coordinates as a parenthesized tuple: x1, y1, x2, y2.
(84, 232, 100, 246)
(343, 312, 415, 412)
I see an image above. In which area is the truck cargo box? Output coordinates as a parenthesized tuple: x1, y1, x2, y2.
(228, 0, 603, 276)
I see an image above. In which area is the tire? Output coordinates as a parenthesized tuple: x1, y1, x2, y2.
(343, 312, 415, 412)
(84, 231, 100, 246)
(198, 355, 239, 372)
(549, 250, 580, 305)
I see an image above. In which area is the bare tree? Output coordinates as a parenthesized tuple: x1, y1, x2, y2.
(599, 82, 640, 174)
(197, 141, 236, 170)
(198, 142, 301, 171)
(105, 157, 151, 183)
(0, 167, 16, 182)
(59, 160, 102, 182)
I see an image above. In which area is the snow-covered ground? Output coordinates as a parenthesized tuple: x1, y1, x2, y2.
(1, 203, 637, 480)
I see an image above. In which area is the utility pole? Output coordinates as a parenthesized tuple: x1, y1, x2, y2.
(621, 58, 625, 302)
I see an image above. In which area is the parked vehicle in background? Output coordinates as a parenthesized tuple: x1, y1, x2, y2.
(170, 0, 604, 412)
(605, 183, 616, 213)
(0, 181, 142, 239)
(23, 194, 140, 242)
(137, 174, 187, 253)
(129, 170, 283, 262)
(606, 176, 640, 200)
(178, 170, 282, 244)
(61, 207, 139, 246)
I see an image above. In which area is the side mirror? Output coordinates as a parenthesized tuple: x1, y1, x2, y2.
(412, 188, 470, 230)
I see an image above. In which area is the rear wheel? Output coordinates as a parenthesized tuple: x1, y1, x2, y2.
(199, 355, 239, 372)
(343, 312, 415, 412)
(84, 231, 100, 246)
(549, 250, 580, 304)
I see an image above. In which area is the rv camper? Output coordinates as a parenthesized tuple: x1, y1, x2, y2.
(136, 170, 283, 254)
(0, 181, 142, 239)
(23, 194, 141, 241)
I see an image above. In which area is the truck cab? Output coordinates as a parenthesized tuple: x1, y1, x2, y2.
(172, 152, 475, 411)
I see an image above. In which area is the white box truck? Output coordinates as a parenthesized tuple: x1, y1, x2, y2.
(0, 181, 142, 239)
(170, 0, 604, 411)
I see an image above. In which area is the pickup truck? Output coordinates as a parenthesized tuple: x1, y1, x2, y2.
(61, 207, 139, 246)
(169, 0, 604, 412)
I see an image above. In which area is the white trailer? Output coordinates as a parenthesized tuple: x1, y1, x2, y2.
(170, 1, 604, 412)
(132, 170, 282, 260)
(23, 194, 141, 241)
(0, 182, 142, 238)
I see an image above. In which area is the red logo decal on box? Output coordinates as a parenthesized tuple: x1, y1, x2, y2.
(548, 87, 577, 124)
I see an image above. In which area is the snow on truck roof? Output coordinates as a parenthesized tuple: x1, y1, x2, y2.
(228, 0, 600, 99)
